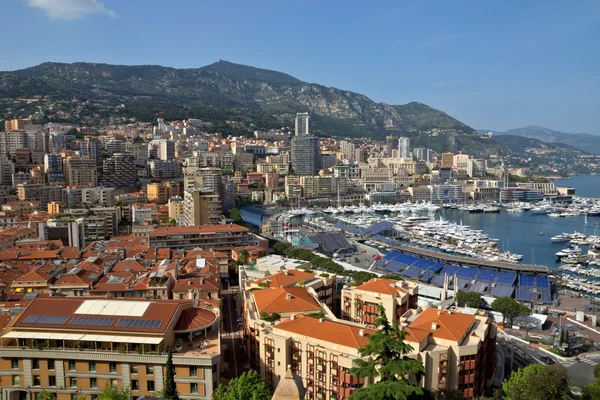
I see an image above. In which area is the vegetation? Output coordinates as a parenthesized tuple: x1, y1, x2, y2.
(454, 291, 482, 308)
(582, 377, 600, 400)
(349, 304, 425, 400)
(491, 297, 531, 326)
(273, 241, 376, 284)
(212, 370, 272, 400)
(36, 391, 54, 400)
(502, 364, 572, 400)
(96, 384, 131, 400)
(259, 312, 281, 322)
(160, 347, 179, 400)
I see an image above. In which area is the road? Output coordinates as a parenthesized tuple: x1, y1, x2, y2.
(498, 331, 598, 391)
(220, 290, 245, 383)
(346, 240, 384, 270)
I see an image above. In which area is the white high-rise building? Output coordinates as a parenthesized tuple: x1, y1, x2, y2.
(398, 137, 410, 158)
(295, 113, 310, 136)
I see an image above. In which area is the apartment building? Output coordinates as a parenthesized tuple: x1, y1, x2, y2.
(340, 278, 418, 327)
(0, 297, 220, 400)
(101, 153, 137, 187)
(183, 189, 222, 226)
(0, 157, 15, 186)
(148, 224, 249, 251)
(399, 307, 497, 398)
(63, 157, 98, 187)
(81, 187, 115, 207)
(17, 184, 63, 208)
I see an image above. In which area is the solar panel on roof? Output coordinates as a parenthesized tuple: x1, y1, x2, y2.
(24, 315, 69, 324)
(116, 318, 161, 329)
(69, 316, 115, 327)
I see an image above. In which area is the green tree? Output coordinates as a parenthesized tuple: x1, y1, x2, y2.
(36, 391, 54, 400)
(491, 297, 531, 325)
(582, 378, 600, 400)
(349, 304, 425, 400)
(96, 383, 131, 400)
(212, 370, 271, 400)
(502, 364, 572, 400)
(238, 249, 250, 265)
(161, 347, 179, 400)
(594, 363, 600, 379)
(454, 291, 482, 308)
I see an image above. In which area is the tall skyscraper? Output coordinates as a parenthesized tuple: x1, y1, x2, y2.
(295, 113, 310, 136)
(386, 136, 399, 156)
(398, 137, 410, 158)
(339, 140, 355, 161)
(291, 136, 320, 176)
(63, 157, 98, 187)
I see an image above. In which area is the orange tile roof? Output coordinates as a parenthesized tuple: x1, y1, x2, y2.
(274, 315, 376, 349)
(172, 277, 219, 293)
(252, 288, 321, 314)
(149, 224, 247, 236)
(254, 270, 315, 289)
(112, 260, 147, 273)
(174, 307, 217, 331)
(356, 278, 407, 295)
(407, 308, 475, 342)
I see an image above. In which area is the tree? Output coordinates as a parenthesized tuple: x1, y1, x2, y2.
(491, 297, 531, 325)
(582, 378, 600, 400)
(36, 391, 54, 400)
(160, 347, 179, 400)
(455, 291, 482, 308)
(594, 363, 600, 379)
(96, 384, 131, 400)
(238, 249, 250, 265)
(502, 364, 572, 400)
(213, 370, 271, 400)
(349, 304, 425, 400)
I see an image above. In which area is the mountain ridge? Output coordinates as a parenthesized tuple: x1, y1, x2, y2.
(478, 125, 600, 154)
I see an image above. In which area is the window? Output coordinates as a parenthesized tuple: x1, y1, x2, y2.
(49, 376, 56, 387)
(110, 362, 117, 373)
(12, 376, 20, 386)
(147, 381, 155, 392)
(110, 379, 118, 388)
(131, 379, 139, 391)
(90, 377, 97, 388)
(33, 376, 41, 386)
(179, 294, 184, 299)
(70, 377, 77, 387)
(189, 366, 197, 377)
(32, 359, 39, 369)
(190, 383, 198, 394)
(130, 364, 138, 374)
(146, 365, 154, 375)
(89, 361, 96, 372)
(68, 360, 76, 371)
(48, 359, 55, 370)
(11, 359, 18, 369)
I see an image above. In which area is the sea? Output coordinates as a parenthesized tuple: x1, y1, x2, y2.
(439, 175, 600, 270)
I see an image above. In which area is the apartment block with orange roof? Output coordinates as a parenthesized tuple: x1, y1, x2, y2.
(340, 278, 419, 327)
(399, 307, 497, 398)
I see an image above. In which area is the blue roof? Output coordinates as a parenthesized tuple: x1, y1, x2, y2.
(476, 270, 497, 282)
(362, 221, 395, 237)
(401, 267, 421, 279)
(455, 267, 478, 280)
(496, 272, 517, 285)
(520, 275, 534, 287)
(536, 276, 550, 288)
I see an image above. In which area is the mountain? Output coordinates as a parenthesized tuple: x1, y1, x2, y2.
(494, 135, 598, 175)
(0, 61, 503, 155)
(478, 125, 600, 154)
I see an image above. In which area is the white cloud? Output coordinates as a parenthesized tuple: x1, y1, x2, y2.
(26, 0, 118, 21)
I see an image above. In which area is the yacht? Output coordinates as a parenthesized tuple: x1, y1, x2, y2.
(556, 245, 582, 258)
(551, 233, 571, 243)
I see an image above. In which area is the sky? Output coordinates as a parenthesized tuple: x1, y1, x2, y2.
(1, 0, 599, 133)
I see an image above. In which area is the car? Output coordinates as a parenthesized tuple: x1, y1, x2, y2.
(236, 316, 242, 327)
(540, 356, 555, 364)
(355, 257, 360, 262)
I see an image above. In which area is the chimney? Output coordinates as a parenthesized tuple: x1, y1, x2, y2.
(200, 278, 204, 284)
(286, 293, 292, 300)
(290, 314, 295, 320)
(359, 329, 365, 337)
(432, 322, 438, 330)
(188, 280, 192, 286)
(319, 318, 324, 323)
(284, 270, 289, 275)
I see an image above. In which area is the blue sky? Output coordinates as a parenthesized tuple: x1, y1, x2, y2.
(2, 0, 599, 133)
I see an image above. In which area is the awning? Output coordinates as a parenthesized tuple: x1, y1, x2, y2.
(2, 331, 163, 344)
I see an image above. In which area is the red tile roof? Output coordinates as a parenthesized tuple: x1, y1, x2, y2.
(252, 288, 320, 314)
(254, 270, 315, 288)
(172, 277, 219, 293)
(406, 308, 475, 342)
(174, 308, 217, 331)
(356, 278, 407, 295)
(112, 260, 147, 273)
(274, 315, 376, 349)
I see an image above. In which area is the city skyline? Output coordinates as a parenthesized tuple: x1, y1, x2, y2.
(0, 0, 598, 133)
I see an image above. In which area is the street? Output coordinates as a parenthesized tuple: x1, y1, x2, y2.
(220, 290, 245, 383)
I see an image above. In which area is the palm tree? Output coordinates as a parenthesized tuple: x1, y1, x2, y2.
(238, 249, 251, 265)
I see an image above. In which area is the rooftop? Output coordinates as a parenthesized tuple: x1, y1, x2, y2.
(405, 308, 475, 343)
(355, 278, 408, 296)
(273, 315, 376, 349)
(252, 288, 320, 314)
(149, 224, 248, 236)
(254, 269, 315, 289)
